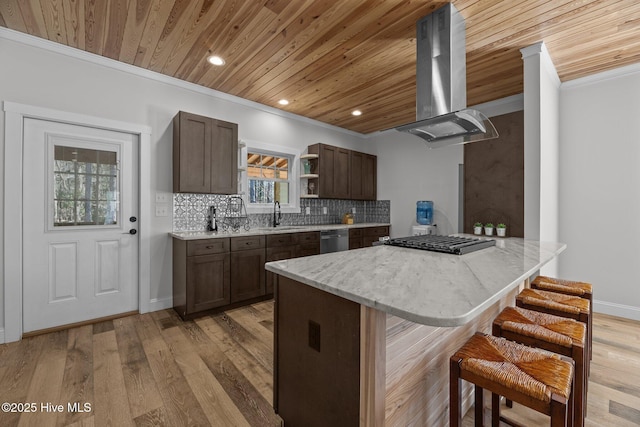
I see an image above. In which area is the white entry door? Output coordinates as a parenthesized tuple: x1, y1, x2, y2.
(22, 118, 139, 333)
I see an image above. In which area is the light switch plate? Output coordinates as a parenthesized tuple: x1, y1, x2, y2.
(305, 206, 310, 215)
(323, 206, 327, 215)
(155, 192, 169, 203)
(155, 205, 168, 217)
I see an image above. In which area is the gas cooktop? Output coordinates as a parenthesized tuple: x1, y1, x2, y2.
(384, 234, 496, 255)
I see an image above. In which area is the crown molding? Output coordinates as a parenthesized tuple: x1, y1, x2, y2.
(0, 27, 365, 139)
(561, 60, 640, 90)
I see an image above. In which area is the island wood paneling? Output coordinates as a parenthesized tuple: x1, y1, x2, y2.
(383, 285, 523, 425)
(275, 276, 361, 427)
(3, 1, 640, 134)
(464, 111, 525, 237)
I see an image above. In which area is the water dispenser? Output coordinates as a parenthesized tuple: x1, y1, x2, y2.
(416, 201, 434, 225)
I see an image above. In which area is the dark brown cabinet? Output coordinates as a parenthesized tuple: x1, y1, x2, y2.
(349, 226, 389, 249)
(173, 111, 238, 194)
(231, 235, 266, 302)
(362, 153, 377, 200)
(173, 227, 387, 320)
(265, 232, 320, 294)
(297, 231, 321, 257)
(348, 228, 365, 249)
(308, 143, 351, 199)
(350, 151, 376, 201)
(308, 143, 376, 200)
(173, 238, 231, 318)
(174, 235, 266, 319)
(266, 246, 297, 294)
(363, 226, 389, 247)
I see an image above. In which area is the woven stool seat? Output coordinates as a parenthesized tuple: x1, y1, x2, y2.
(518, 288, 589, 315)
(531, 276, 594, 365)
(496, 306, 586, 348)
(450, 332, 575, 427)
(532, 276, 593, 296)
(494, 307, 588, 427)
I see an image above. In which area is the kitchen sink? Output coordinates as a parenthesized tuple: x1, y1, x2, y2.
(252, 226, 304, 232)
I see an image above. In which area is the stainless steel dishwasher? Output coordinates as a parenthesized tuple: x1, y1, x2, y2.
(320, 229, 349, 253)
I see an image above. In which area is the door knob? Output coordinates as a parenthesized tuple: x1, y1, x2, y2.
(123, 229, 137, 235)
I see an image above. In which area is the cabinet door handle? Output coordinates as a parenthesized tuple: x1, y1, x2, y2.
(206, 245, 214, 249)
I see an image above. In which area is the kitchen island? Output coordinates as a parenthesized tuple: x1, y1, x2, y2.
(265, 237, 566, 426)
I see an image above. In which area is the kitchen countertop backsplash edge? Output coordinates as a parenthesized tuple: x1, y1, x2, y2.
(171, 223, 391, 240)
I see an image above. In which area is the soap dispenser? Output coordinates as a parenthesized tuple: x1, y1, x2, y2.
(206, 206, 217, 232)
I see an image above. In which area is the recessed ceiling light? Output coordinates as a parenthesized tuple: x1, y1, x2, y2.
(278, 99, 290, 106)
(207, 55, 225, 66)
(352, 110, 362, 116)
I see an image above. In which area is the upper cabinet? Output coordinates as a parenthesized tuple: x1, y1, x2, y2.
(307, 143, 376, 200)
(173, 111, 238, 194)
(350, 151, 377, 201)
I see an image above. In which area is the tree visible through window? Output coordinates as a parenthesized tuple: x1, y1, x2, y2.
(247, 151, 290, 204)
(53, 145, 119, 226)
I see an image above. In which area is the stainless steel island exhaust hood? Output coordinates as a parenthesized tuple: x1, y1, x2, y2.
(395, 3, 498, 148)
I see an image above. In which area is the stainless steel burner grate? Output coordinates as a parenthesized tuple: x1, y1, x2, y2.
(384, 234, 495, 255)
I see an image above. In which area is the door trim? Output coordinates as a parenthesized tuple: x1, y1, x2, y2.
(3, 101, 152, 343)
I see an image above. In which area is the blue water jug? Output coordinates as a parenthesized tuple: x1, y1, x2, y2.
(416, 201, 433, 225)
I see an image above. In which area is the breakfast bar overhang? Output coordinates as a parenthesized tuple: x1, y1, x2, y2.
(265, 237, 566, 426)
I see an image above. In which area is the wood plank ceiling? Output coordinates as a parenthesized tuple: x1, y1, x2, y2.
(2, 0, 639, 134)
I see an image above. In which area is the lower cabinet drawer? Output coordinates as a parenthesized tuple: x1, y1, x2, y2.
(187, 238, 230, 256)
(298, 243, 320, 257)
(297, 231, 320, 244)
(266, 246, 298, 261)
(231, 235, 265, 251)
(267, 233, 299, 247)
(349, 228, 364, 238)
(364, 226, 389, 237)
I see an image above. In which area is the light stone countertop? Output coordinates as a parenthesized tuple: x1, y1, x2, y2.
(265, 237, 566, 327)
(170, 222, 390, 240)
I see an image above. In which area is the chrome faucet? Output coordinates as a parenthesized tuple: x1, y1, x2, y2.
(273, 201, 281, 227)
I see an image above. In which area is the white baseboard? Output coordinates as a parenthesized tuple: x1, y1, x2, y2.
(594, 299, 640, 321)
(147, 297, 173, 313)
(0, 328, 5, 344)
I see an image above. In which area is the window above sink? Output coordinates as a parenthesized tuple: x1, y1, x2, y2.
(239, 139, 301, 214)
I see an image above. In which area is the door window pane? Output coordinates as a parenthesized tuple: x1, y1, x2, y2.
(53, 146, 119, 226)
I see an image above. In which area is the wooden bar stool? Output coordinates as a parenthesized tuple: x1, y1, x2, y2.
(531, 276, 593, 362)
(493, 306, 587, 427)
(516, 288, 591, 377)
(450, 332, 574, 427)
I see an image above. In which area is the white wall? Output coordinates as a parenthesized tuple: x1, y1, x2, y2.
(369, 94, 524, 239)
(559, 65, 640, 320)
(370, 132, 463, 238)
(521, 42, 561, 276)
(0, 31, 369, 335)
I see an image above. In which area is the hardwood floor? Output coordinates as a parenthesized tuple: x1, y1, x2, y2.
(0, 303, 638, 426)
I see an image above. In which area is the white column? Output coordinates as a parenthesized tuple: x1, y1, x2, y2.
(520, 42, 561, 275)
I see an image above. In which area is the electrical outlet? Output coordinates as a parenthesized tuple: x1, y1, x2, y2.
(155, 192, 169, 203)
(305, 206, 311, 215)
(323, 206, 328, 215)
(308, 320, 321, 352)
(351, 207, 356, 214)
(155, 205, 168, 217)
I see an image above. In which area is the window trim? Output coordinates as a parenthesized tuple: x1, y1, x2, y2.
(241, 139, 300, 214)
